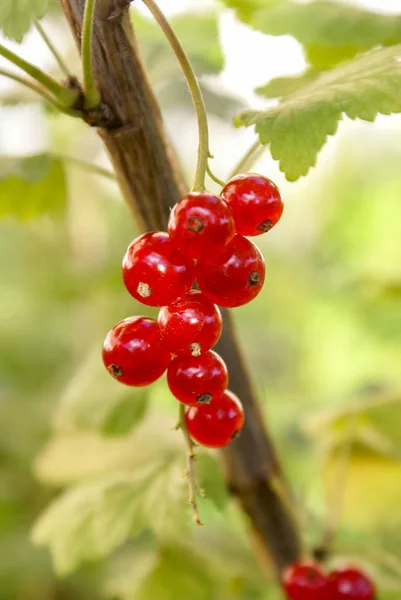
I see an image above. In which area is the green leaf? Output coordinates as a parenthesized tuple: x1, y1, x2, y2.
(133, 10, 224, 77)
(0, 154, 66, 219)
(236, 45, 401, 181)
(196, 453, 228, 511)
(134, 545, 216, 600)
(57, 348, 149, 436)
(0, 0, 48, 42)
(32, 456, 191, 575)
(31, 466, 159, 575)
(230, 1, 401, 68)
(35, 418, 182, 486)
(256, 70, 320, 99)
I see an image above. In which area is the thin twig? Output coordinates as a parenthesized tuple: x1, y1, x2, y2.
(35, 20, 72, 78)
(179, 404, 203, 526)
(82, 0, 101, 109)
(0, 68, 80, 117)
(0, 43, 78, 107)
(50, 152, 116, 179)
(228, 139, 265, 179)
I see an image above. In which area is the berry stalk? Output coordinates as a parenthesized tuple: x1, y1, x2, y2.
(141, 0, 210, 192)
(178, 404, 203, 526)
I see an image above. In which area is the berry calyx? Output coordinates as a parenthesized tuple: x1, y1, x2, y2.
(221, 173, 283, 236)
(102, 316, 172, 386)
(195, 235, 265, 307)
(158, 290, 222, 357)
(122, 231, 195, 307)
(282, 562, 328, 600)
(185, 390, 244, 448)
(327, 568, 376, 600)
(167, 350, 228, 406)
(168, 192, 236, 261)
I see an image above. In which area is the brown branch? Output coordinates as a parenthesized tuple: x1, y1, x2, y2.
(59, 0, 302, 575)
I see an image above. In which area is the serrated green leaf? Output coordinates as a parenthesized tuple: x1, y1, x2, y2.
(236, 45, 401, 181)
(232, 1, 401, 68)
(56, 348, 149, 436)
(32, 457, 191, 575)
(31, 466, 160, 575)
(35, 417, 182, 486)
(0, 154, 66, 219)
(133, 10, 224, 77)
(0, 0, 48, 42)
(196, 453, 228, 511)
(256, 70, 320, 99)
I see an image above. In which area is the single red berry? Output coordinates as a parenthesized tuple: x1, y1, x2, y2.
(168, 350, 228, 406)
(168, 192, 236, 261)
(158, 290, 222, 357)
(102, 316, 171, 386)
(221, 173, 283, 236)
(185, 390, 244, 448)
(327, 568, 376, 600)
(282, 562, 328, 600)
(122, 231, 195, 307)
(195, 235, 265, 307)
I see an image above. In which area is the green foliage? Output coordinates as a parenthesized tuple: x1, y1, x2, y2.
(32, 456, 189, 575)
(225, 0, 401, 68)
(236, 45, 401, 180)
(255, 70, 320, 99)
(57, 349, 149, 436)
(196, 453, 228, 511)
(0, 0, 48, 42)
(0, 154, 66, 219)
(133, 10, 224, 77)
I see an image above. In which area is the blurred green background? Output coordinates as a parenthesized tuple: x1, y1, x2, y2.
(1, 0, 401, 599)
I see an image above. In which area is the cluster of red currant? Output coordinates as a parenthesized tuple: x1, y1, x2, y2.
(102, 174, 283, 448)
(283, 561, 376, 599)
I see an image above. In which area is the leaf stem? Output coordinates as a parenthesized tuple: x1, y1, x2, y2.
(0, 43, 78, 107)
(34, 20, 72, 78)
(228, 139, 265, 179)
(81, 0, 101, 109)
(50, 152, 116, 179)
(178, 404, 203, 526)
(141, 0, 210, 192)
(206, 164, 226, 188)
(0, 68, 80, 117)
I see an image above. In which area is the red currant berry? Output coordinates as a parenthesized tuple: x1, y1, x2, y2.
(168, 350, 228, 406)
(102, 316, 171, 386)
(158, 290, 222, 357)
(122, 231, 195, 307)
(327, 568, 376, 600)
(221, 173, 283, 236)
(185, 390, 244, 448)
(282, 562, 328, 600)
(195, 235, 265, 307)
(168, 192, 236, 261)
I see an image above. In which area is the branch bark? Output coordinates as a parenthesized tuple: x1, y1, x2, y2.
(59, 0, 302, 574)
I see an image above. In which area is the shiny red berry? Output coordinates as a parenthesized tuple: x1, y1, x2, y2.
(282, 562, 328, 600)
(327, 568, 376, 600)
(168, 350, 228, 406)
(122, 231, 195, 307)
(195, 234, 265, 307)
(185, 390, 244, 448)
(168, 192, 236, 261)
(158, 290, 222, 357)
(102, 316, 171, 386)
(221, 173, 283, 236)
